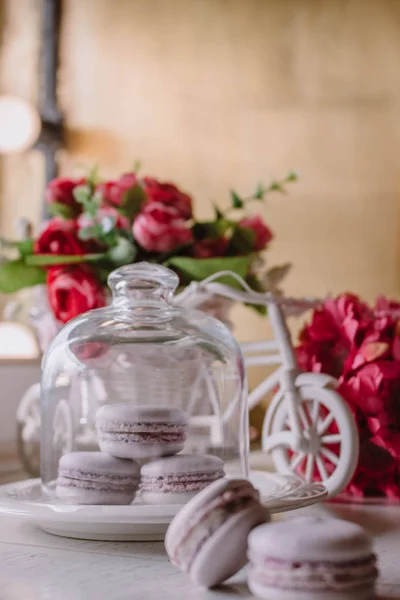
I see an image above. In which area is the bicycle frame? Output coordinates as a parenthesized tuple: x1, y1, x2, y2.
(175, 273, 318, 451)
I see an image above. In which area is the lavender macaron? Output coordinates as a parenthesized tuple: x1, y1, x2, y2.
(247, 517, 379, 600)
(96, 404, 187, 459)
(165, 478, 269, 587)
(56, 451, 140, 505)
(140, 454, 225, 504)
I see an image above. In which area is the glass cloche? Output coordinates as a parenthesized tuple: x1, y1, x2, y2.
(40, 262, 248, 505)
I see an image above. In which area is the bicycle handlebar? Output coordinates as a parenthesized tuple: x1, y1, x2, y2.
(173, 271, 322, 312)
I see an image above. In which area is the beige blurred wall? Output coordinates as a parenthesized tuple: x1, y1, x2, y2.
(1, 0, 400, 356)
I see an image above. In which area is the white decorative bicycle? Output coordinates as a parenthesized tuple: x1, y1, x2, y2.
(175, 272, 359, 498)
(16, 271, 359, 497)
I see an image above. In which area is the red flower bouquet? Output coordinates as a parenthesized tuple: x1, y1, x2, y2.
(297, 294, 400, 499)
(0, 167, 298, 325)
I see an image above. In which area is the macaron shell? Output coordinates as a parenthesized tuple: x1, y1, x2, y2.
(189, 502, 269, 588)
(98, 438, 184, 460)
(58, 451, 141, 477)
(248, 517, 373, 563)
(56, 485, 136, 505)
(247, 579, 376, 600)
(96, 404, 187, 425)
(165, 478, 252, 551)
(141, 490, 199, 505)
(141, 454, 224, 477)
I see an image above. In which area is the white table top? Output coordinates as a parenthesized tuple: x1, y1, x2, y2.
(0, 501, 400, 599)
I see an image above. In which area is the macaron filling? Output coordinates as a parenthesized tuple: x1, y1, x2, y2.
(141, 470, 224, 494)
(98, 431, 186, 444)
(248, 555, 378, 592)
(57, 468, 139, 493)
(97, 422, 186, 434)
(170, 482, 260, 572)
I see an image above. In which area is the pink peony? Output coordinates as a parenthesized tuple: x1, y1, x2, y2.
(297, 293, 400, 499)
(97, 173, 138, 207)
(142, 177, 192, 219)
(133, 202, 193, 252)
(239, 215, 273, 251)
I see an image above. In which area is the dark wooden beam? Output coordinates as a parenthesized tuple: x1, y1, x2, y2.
(35, 0, 64, 217)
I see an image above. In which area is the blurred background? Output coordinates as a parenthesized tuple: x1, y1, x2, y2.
(0, 0, 399, 475)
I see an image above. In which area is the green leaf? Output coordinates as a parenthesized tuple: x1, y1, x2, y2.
(78, 226, 100, 241)
(108, 238, 137, 266)
(192, 219, 230, 240)
(226, 225, 255, 255)
(132, 160, 141, 174)
(165, 256, 251, 288)
(269, 181, 285, 193)
(0, 260, 46, 293)
(119, 184, 147, 218)
(230, 190, 244, 209)
(285, 169, 299, 182)
(254, 182, 265, 200)
(73, 184, 92, 205)
(26, 253, 105, 266)
(87, 165, 100, 186)
(48, 202, 74, 219)
(213, 203, 224, 220)
(17, 239, 34, 257)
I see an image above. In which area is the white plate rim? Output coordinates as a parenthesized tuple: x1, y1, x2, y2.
(0, 472, 327, 524)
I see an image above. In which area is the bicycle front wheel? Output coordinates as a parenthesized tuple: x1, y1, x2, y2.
(268, 385, 359, 498)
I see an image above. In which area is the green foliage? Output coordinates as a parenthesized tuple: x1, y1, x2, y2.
(165, 256, 251, 287)
(192, 219, 230, 240)
(230, 190, 244, 209)
(226, 225, 255, 255)
(48, 202, 75, 219)
(26, 253, 105, 266)
(0, 260, 46, 293)
(108, 237, 137, 266)
(119, 184, 147, 219)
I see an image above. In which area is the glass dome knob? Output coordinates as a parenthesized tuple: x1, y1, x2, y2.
(108, 262, 180, 302)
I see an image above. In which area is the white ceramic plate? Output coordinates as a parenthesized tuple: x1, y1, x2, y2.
(0, 472, 327, 541)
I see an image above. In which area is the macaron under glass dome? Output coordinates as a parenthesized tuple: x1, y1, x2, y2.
(40, 262, 248, 508)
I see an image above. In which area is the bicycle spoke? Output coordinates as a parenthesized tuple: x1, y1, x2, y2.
(320, 446, 339, 466)
(290, 452, 305, 471)
(305, 454, 314, 482)
(315, 455, 328, 481)
(298, 404, 310, 430)
(321, 433, 342, 444)
(317, 411, 335, 435)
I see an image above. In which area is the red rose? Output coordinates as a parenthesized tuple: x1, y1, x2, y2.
(143, 177, 192, 219)
(133, 202, 193, 252)
(193, 237, 228, 258)
(97, 173, 138, 207)
(45, 177, 84, 216)
(77, 206, 130, 231)
(47, 265, 106, 323)
(34, 218, 86, 255)
(239, 215, 273, 251)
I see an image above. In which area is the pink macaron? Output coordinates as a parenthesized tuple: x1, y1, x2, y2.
(96, 404, 187, 459)
(247, 517, 378, 600)
(165, 478, 270, 587)
(140, 454, 225, 504)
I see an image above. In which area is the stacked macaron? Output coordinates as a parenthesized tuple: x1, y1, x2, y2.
(56, 403, 225, 506)
(56, 451, 140, 505)
(96, 404, 188, 459)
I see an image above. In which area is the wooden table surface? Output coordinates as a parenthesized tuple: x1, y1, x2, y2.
(0, 499, 399, 599)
